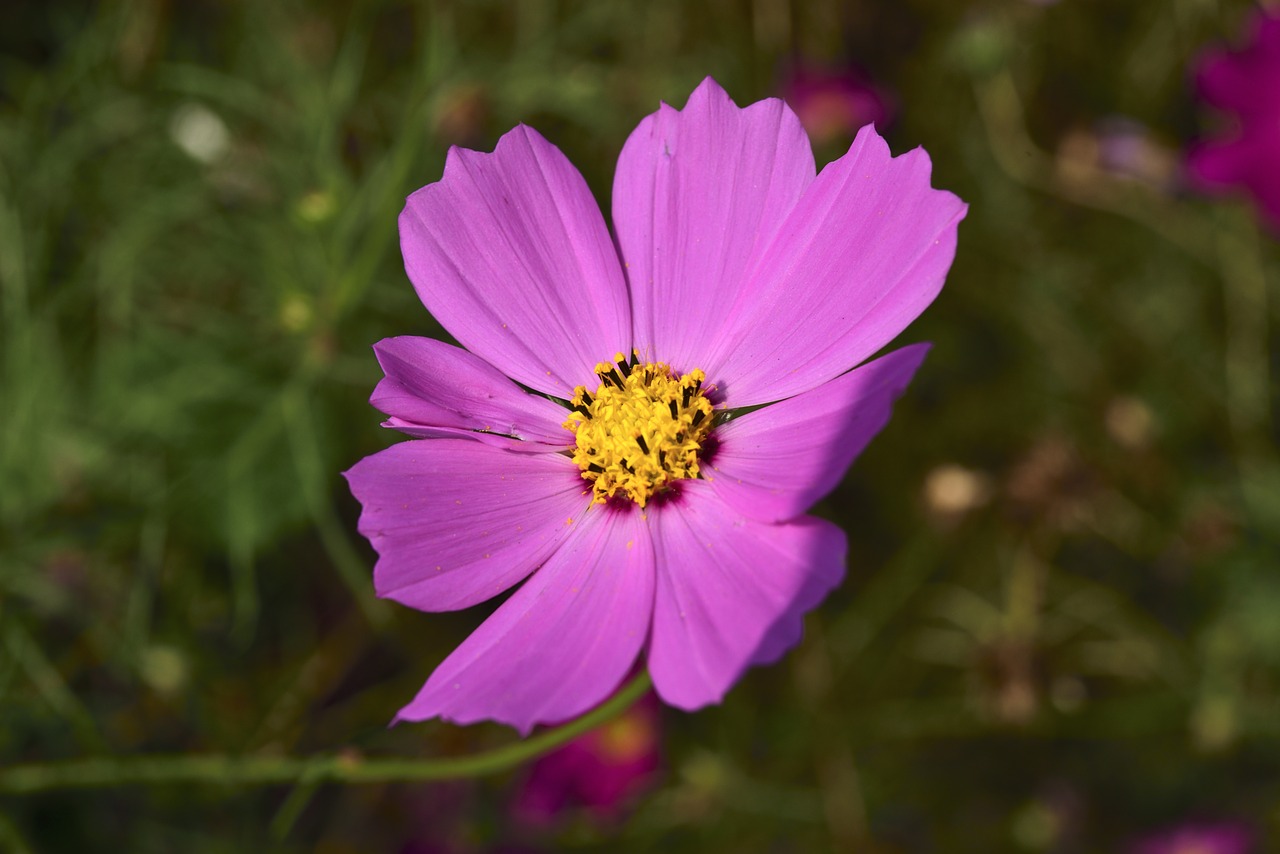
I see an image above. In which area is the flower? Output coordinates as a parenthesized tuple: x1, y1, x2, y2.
(1055, 118, 1178, 191)
(512, 692, 661, 825)
(345, 77, 966, 733)
(1186, 11, 1280, 230)
(779, 65, 892, 147)
(1130, 820, 1254, 854)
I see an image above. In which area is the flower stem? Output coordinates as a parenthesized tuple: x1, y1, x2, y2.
(0, 672, 652, 794)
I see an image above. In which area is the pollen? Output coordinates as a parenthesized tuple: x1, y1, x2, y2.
(564, 352, 715, 507)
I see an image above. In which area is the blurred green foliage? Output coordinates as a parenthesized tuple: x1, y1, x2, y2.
(1, 0, 1277, 851)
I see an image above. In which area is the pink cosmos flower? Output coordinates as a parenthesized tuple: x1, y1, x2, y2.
(345, 77, 966, 734)
(1186, 11, 1280, 229)
(1130, 820, 1254, 854)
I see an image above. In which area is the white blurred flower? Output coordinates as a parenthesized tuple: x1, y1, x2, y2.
(169, 102, 230, 164)
(924, 464, 992, 516)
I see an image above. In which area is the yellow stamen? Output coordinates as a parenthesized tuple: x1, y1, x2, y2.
(564, 352, 715, 507)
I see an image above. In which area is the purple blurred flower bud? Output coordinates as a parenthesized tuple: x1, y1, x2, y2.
(779, 66, 893, 146)
(512, 693, 661, 825)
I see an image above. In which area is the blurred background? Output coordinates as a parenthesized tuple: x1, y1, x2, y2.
(2, 0, 1278, 851)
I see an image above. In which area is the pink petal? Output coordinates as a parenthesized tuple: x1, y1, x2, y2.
(1196, 50, 1267, 114)
(375, 420, 553, 452)
(343, 439, 589, 612)
(613, 77, 815, 373)
(1261, 13, 1280, 51)
(646, 483, 846, 709)
(707, 344, 929, 523)
(706, 124, 966, 407)
(399, 125, 631, 398)
(395, 508, 655, 734)
(1195, 14, 1280, 119)
(371, 336, 571, 449)
(1186, 137, 1252, 188)
(1186, 128, 1280, 211)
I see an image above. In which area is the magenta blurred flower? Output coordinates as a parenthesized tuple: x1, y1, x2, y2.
(345, 77, 966, 734)
(513, 694, 661, 825)
(1131, 820, 1254, 854)
(780, 66, 892, 146)
(1186, 11, 1280, 229)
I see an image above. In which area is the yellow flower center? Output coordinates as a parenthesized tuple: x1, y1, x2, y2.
(564, 353, 715, 508)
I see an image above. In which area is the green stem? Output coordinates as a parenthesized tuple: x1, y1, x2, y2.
(0, 672, 651, 795)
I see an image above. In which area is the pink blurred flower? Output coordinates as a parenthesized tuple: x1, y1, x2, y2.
(1131, 820, 1254, 854)
(780, 66, 892, 146)
(1186, 11, 1280, 229)
(513, 694, 661, 825)
(344, 77, 965, 734)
